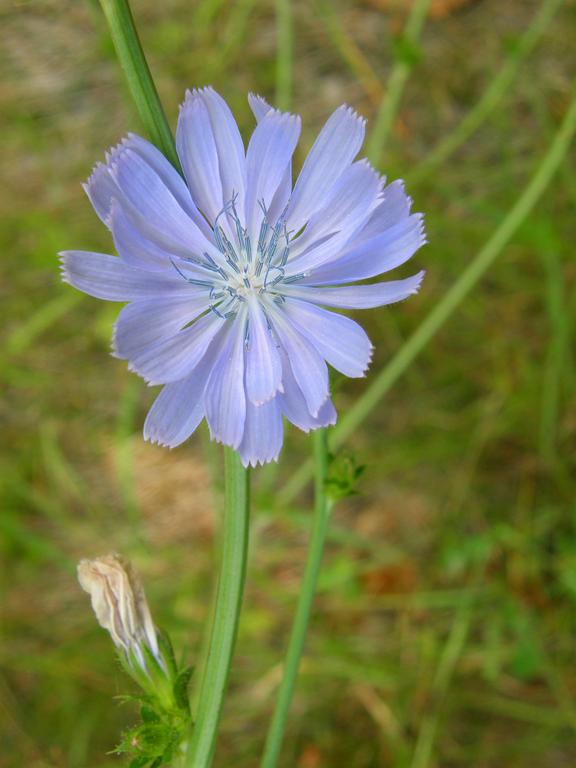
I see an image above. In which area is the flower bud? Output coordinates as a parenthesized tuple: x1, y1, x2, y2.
(78, 553, 162, 671)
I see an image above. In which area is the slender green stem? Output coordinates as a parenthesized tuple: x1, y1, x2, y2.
(408, 0, 563, 185)
(186, 448, 250, 768)
(366, 0, 432, 167)
(98, 0, 182, 172)
(275, 0, 293, 110)
(261, 429, 332, 768)
(278, 82, 576, 506)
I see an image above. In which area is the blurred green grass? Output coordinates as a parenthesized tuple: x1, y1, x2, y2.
(1, 0, 576, 766)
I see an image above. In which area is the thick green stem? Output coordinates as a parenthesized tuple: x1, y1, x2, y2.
(98, 0, 182, 172)
(278, 82, 576, 507)
(186, 448, 250, 768)
(261, 429, 332, 768)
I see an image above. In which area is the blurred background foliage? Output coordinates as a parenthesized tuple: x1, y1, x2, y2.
(1, 0, 576, 766)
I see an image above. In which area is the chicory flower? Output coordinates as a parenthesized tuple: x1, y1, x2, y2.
(61, 88, 425, 466)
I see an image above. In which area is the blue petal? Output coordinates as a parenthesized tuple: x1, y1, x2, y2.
(143, 366, 212, 448)
(113, 296, 210, 360)
(238, 398, 284, 467)
(110, 203, 173, 272)
(127, 311, 225, 385)
(143, 338, 222, 448)
(286, 105, 366, 233)
(204, 314, 248, 449)
(245, 110, 301, 239)
(176, 92, 224, 225)
(197, 87, 247, 219)
(109, 202, 217, 282)
(286, 160, 382, 272)
(248, 93, 293, 223)
(267, 304, 329, 417)
(284, 271, 425, 308)
(283, 298, 373, 378)
(278, 350, 336, 432)
(304, 214, 426, 285)
(248, 93, 273, 121)
(60, 251, 199, 301)
(83, 162, 120, 226)
(245, 297, 283, 405)
(109, 146, 218, 261)
(123, 133, 212, 239)
(356, 180, 412, 242)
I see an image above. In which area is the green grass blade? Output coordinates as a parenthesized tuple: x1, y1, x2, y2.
(409, 0, 563, 184)
(366, 0, 432, 166)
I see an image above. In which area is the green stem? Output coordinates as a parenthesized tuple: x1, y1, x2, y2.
(186, 448, 250, 768)
(408, 0, 563, 185)
(366, 0, 432, 167)
(275, 0, 293, 111)
(95, 3, 250, 762)
(278, 81, 576, 507)
(98, 0, 182, 172)
(261, 429, 332, 768)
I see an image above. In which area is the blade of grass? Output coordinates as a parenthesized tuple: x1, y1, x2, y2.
(533, 223, 571, 469)
(408, 0, 563, 185)
(5, 292, 80, 357)
(410, 568, 482, 768)
(315, 0, 383, 107)
(275, 0, 293, 110)
(456, 692, 573, 729)
(203, 0, 261, 81)
(366, 0, 432, 167)
(278, 81, 576, 507)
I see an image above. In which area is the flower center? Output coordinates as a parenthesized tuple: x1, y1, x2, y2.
(172, 195, 299, 320)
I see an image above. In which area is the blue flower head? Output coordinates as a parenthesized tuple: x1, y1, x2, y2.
(61, 88, 425, 467)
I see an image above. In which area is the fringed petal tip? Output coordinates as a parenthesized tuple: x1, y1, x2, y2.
(248, 92, 272, 119)
(180, 87, 202, 109)
(358, 344, 375, 378)
(410, 269, 426, 295)
(181, 85, 226, 107)
(143, 433, 181, 450)
(247, 92, 301, 123)
(297, 403, 338, 434)
(240, 452, 280, 469)
(338, 103, 367, 128)
(356, 157, 386, 189)
(143, 432, 169, 449)
(126, 360, 161, 387)
(58, 251, 82, 290)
